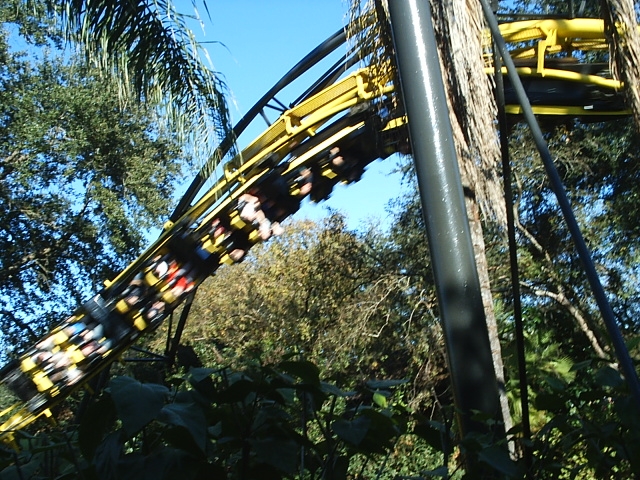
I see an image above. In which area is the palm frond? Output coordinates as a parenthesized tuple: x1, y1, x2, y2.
(38, 0, 232, 168)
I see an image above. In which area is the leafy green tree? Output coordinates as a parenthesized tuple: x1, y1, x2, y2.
(499, 119, 640, 359)
(377, 114, 640, 476)
(485, 115, 640, 476)
(158, 213, 461, 474)
(7, 0, 233, 164)
(0, 19, 186, 352)
(177, 215, 445, 390)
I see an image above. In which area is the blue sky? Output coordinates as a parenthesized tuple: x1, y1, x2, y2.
(186, 0, 407, 230)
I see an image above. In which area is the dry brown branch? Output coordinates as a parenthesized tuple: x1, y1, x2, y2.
(528, 285, 609, 360)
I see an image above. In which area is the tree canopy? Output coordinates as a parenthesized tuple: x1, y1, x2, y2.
(6, 0, 233, 166)
(2, 0, 640, 478)
(0, 13, 187, 352)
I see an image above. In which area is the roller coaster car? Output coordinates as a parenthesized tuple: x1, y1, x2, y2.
(310, 119, 390, 203)
(83, 295, 132, 341)
(0, 308, 120, 413)
(0, 233, 227, 415)
(503, 63, 626, 112)
(115, 241, 217, 322)
(0, 362, 40, 405)
(166, 232, 222, 281)
(200, 214, 256, 265)
(252, 164, 307, 223)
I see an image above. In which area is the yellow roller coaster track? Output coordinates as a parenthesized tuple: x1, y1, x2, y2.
(0, 17, 636, 447)
(485, 18, 638, 116)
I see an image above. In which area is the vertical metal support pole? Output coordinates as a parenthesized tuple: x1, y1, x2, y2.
(387, 0, 504, 445)
(165, 289, 197, 367)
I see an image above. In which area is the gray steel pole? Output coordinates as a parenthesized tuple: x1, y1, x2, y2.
(387, 0, 504, 446)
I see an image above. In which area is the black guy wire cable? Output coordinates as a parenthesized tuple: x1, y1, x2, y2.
(491, 0, 532, 470)
(479, 0, 640, 410)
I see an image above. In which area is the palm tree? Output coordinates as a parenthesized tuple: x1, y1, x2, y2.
(22, 0, 233, 165)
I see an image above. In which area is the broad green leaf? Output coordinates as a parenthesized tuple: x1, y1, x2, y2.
(78, 395, 116, 460)
(251, 438, 299, 474)
(543, 375, 567, 392)
(413, 422, 444, 451)
(158, 402, 208, 453)
(93, 431, 124, 480)
(278, 360, 321, 386)
(320, 381, 353, 397)
(112, 448, 192, 480)
(365, 379, 408, 390)
(477, 445, 522, 477)
(275, 387, 295, 404)
(189, 367, 216, 383)
(0, 460, 40, 480)
(217, 378, 256, 403)
(332, 416, 371, 446)
(373, 391, 388, 408)
(109, 376, 168, 436)
(571, 359, 593, 371)
(534, 392, 565, 413)
(360, 409, 402, 450)
(252, 405, 293, 432)
(326, 454, 350, 480)
(595, 366, 624, 388)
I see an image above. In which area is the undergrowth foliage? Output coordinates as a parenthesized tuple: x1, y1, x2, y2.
(0, 360, 417, 479)
(2, 353, 639, 478)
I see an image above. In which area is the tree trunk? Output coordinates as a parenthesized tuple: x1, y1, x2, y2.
(465, 191, 515, 443)
(427, 0, 515, 441)
(601, 0, 640, 129)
